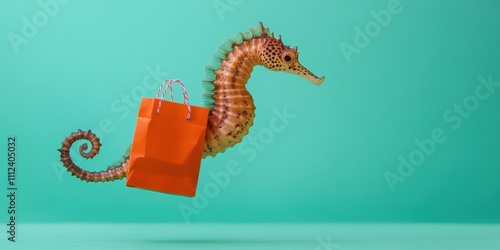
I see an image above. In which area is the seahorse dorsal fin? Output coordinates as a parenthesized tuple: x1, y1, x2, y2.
(201, 22, 270, 109)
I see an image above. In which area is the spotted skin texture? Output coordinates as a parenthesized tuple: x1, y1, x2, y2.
(204, 30, 325, 156)
(203, 38, 262, 157)
(59, 22, 324, 183)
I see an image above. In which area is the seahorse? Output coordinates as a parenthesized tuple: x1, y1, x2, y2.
(58, 22, 324, 182)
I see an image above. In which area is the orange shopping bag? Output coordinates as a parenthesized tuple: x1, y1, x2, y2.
(126, 79, 209, 197)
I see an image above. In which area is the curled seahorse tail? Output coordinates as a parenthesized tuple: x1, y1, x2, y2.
(58, 129, 129, 182)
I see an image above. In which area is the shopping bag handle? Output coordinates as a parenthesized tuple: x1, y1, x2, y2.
(155, 79, 191, 119)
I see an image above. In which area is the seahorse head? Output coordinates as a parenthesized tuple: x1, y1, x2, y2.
(259, 34, 325, 85)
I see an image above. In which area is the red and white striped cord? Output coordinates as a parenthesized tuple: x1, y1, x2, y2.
(155, 79, 191, 119)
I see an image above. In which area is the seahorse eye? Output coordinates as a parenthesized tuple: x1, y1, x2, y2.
(282, 52, 294, 63)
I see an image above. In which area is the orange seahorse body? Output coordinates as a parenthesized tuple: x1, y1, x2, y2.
(59, 22, 324, 182)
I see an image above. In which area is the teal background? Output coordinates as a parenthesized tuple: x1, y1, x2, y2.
(0, 0, 499, 225)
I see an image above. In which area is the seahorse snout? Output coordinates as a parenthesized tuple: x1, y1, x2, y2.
(288, 60, 325, 86)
